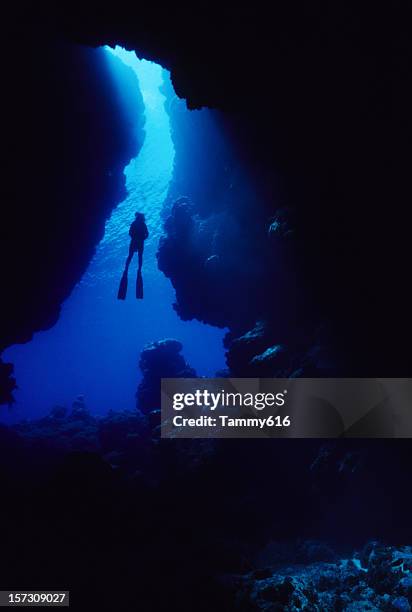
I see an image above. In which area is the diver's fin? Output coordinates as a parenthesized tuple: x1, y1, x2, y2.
(136, 270, 143, 299)
(117, 271, 128, 300)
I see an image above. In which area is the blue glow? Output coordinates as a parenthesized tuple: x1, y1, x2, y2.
(2, 48, 226, 421)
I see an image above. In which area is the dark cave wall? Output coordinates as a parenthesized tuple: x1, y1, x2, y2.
(159, 57, 412, 377)
(151, 33, 412, 562)
(159, 71, 321, 376)
(0, 25, 145, 403)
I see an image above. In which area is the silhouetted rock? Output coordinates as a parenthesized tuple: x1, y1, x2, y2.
(136, 339, 196, 414)
(158, 199, 232, 327)
(0, 359, 16, 405)
(0, 32, 145, 404)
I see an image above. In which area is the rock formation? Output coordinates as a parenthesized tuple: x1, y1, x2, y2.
(0, 27, 145, 403)
(136, 339, 196, 414)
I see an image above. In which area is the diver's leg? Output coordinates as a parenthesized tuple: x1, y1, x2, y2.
(136, 244, 144, 299)
(125, 243, 134, 272)
(138, 243, 144, 271)
(118, 246, 133, 300)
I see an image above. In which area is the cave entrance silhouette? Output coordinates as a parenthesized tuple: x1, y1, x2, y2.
(1, 47, 226, 422)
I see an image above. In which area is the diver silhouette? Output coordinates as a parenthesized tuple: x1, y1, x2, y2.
(117, 212, 149, 300)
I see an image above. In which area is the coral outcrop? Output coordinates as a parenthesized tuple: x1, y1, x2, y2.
(137, 339, 196, 414)
(235, 543, 412, 611)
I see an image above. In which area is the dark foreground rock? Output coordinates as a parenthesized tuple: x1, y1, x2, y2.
(2, 402, 412, 612)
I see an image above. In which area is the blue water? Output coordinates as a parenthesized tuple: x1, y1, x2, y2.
(2, 48, 226, 422)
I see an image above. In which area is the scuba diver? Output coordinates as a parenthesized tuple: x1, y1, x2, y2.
(126, 212, 149, 272)
(117, 212, 149, 300)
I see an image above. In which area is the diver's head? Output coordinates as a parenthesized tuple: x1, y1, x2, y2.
(135, 212, 145, 221)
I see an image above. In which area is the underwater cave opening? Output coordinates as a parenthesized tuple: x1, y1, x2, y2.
(1, 46, 227, 423)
